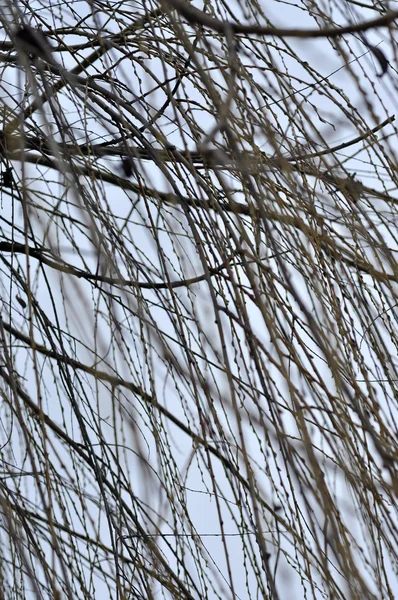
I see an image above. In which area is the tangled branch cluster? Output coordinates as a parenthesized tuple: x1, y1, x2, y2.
(0, 0, 397, 599)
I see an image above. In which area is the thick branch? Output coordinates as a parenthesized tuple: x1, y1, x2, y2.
(165, 0, 398, 37)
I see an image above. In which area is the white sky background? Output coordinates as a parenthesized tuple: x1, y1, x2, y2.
(0, 0, 398, 599)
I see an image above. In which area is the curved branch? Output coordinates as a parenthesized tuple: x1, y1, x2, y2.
(165, 0, 398, 38)
(0, 242, 232, 289)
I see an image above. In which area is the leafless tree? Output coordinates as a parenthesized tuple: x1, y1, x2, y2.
(0, 0, 397, 599)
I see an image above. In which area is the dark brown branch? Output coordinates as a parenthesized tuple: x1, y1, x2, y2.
(165, 0, 398, 38)
(20, 114, 394, 165)
(0, 241, 232, 289)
